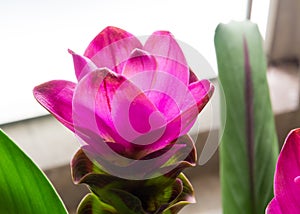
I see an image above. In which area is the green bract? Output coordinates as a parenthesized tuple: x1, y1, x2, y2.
(71, 149, 195, 214)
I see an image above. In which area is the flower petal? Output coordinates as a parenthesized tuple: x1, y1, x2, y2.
(121, 49, 157, 77)
(121, 50, 183, 121)
(33, 80, 76, 132)
(272, 129, 300, 213)
(122, 79, 213, 155)
(174, 79, 214, 135)
(73, 68, 166, 158)
(68, 49, 97, 80)
(266, 198, 283, 214)
(189, 68, 198, 84)
(126, 64, 192, 121)
(72, 68, 127, 148)
(144, 31, 189, 85)
(186, 79, 214, 112)
(156, 79, 214, 147)
(84, 26, 142, 73)
(134, 80, 214, 155)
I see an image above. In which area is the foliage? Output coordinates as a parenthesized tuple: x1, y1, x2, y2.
(215, 21, 279, 213)
(0, 130, 67, 214)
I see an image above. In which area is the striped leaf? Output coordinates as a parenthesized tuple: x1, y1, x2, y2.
(214, 21, 279, 213)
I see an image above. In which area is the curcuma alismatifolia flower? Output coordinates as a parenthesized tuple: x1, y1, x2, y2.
(34, 26, 213, 179)
(266, 128, 300, 214)
(34, 26, 214, 213)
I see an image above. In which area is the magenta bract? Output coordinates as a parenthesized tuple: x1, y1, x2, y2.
(266, 129, 300, 213)
(34, 26, 213, 161)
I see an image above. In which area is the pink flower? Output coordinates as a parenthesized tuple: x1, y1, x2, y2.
(266, 129, 300, 213)
(34, 26, 213, 161)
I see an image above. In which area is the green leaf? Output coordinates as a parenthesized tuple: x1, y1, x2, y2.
(0, 129, 67, 214)
(214, 21, 279, 213)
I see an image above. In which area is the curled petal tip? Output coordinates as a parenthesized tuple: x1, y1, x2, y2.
(130, 48, 150, 57)
(68, 49, 75, 55)
(83, 26, 142, 73)
(152, 30, 173, 37)
(33, 80, 76, 132)
(69, 50, 98, 80)
(122, 49, 157, 77)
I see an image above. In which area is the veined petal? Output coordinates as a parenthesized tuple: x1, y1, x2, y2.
(107, 73, 166, 149)
(33, 80, 76, 132)
(73, 68, 127, 149)
(163, 79, 214, 140)
(68, 49, 97, 80)
(125, 61, 192, 121)
(73, 68, 165, 157)
(271, 129, 300, 213)
(145, 91, 181, 122)
(134, 80, 213, 156)
(84, 26, 142, 73)
(122, 49, 157, 77)
(186, 79, 214, 112)
(156, 56, 189, 85)
(144, 31, 189, 85)
(121, 50, 183, 121)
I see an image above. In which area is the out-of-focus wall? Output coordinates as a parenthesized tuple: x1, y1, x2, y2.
(266, 0, 300, 62)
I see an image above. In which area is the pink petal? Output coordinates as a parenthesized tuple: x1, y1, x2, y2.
(121, 49, 157, 77)
(125, 60, 193, 121)
(272, 129, 300, 213)
(186, 79, 214, 112)
(68, 49, 97, 80)
(168, 79, 214, 136)
(189, 68, 198, 84)
(145, 91, 181, 122)
(84, 26, 142, 73)
(106, 75, 167, 148)
(121, 49, 182, 121)
(73, 68, 166, 157)
(138, 79, 214, 155)
(144, 31, 189, 85)
(33, 80, 76, 132)
(131, 71, 184, 121)
(72, 68, 126, 146)
(266, 198, 283, 214)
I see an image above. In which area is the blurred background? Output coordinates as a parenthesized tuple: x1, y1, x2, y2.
(0, 0, 299, 213)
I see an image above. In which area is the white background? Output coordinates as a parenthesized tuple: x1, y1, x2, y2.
(0, 0, 269, 124)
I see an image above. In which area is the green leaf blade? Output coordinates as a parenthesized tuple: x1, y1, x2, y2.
(0, 129, 67, 214)
(215, 21, 279, 214)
